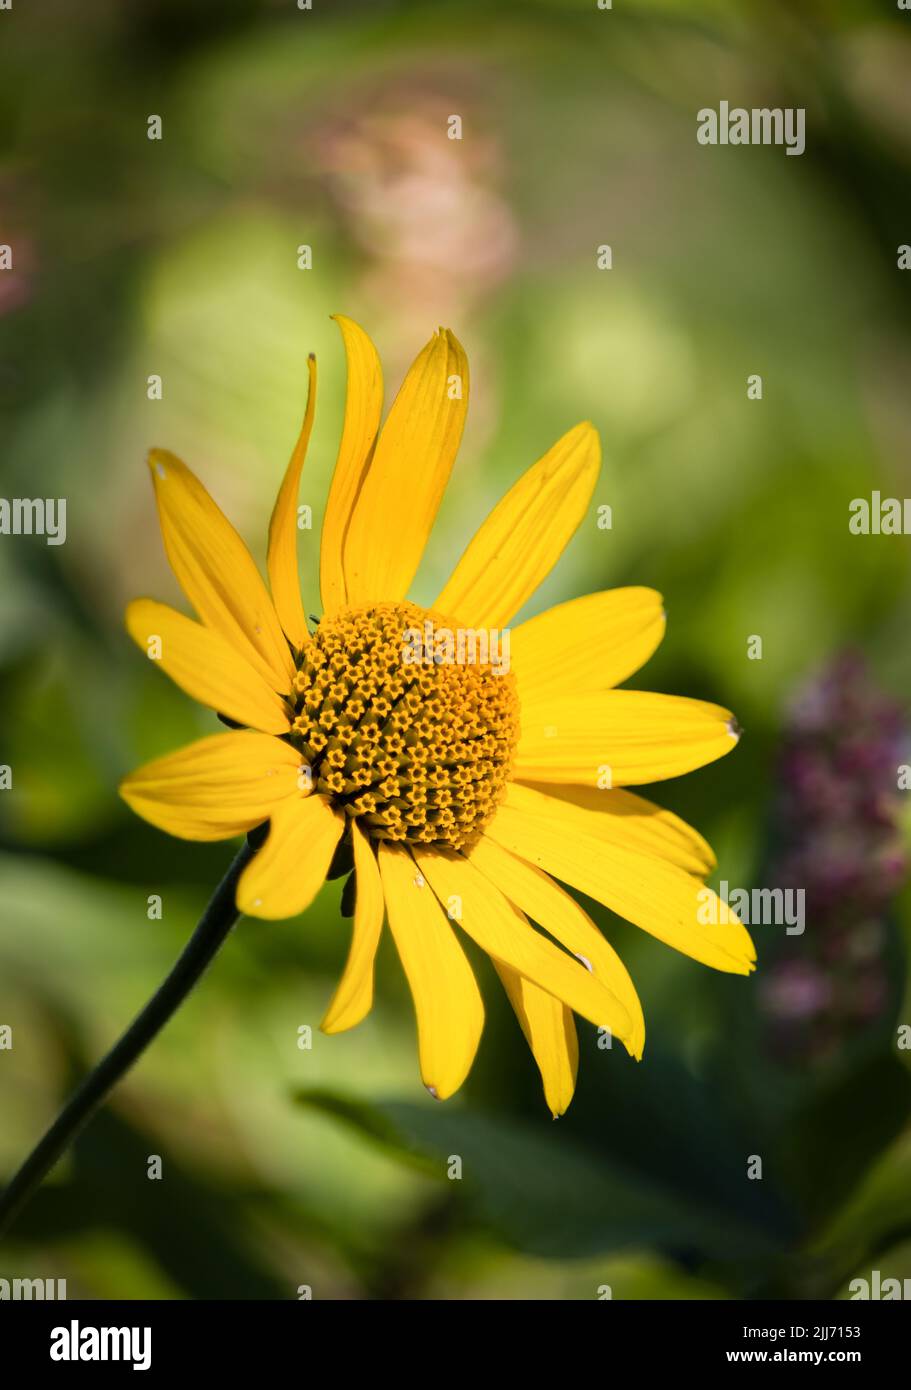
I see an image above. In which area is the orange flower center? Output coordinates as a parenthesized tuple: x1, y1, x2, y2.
(290, 602, 519, 850)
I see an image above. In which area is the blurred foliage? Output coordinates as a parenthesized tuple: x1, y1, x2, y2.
(1, 0, 911, 1298)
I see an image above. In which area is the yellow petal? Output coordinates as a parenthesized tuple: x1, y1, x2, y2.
(320, 317, 384, 616)
(469, 833, 644, 1057)
(512, 588, 665, 702)
(486, 783, 756, 974)
(516, 781, 716, 877)
(126, 599, 290, 735)
(515, 690, 740, 786)
(119, 731, 304, 841)
(236, 795, 344, 920)
(321, 820, 385, 1034)
(412, 847, 637, 1046)
(147, 449, 294, 691)
(434, 422, 599, 630)
(343, 328, 468, 605)
(378, 842, 484, 1100)
(267, 354, 316, 649)
(493, 961, 578, 1118)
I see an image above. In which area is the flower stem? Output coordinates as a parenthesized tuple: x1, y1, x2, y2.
(0, 840, 255, 1239)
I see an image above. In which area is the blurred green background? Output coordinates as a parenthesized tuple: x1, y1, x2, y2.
(2, 0, 911, 1300)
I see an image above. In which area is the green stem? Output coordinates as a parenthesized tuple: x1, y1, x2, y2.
(0, 840, 255, 1239)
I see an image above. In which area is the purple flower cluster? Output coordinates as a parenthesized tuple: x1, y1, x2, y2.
(760, 653, 909, 1063)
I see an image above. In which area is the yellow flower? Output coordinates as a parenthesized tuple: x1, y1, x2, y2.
(121, 316, 754, 1115)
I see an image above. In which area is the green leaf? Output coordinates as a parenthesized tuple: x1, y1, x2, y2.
(296, 1087, 781, 1261)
